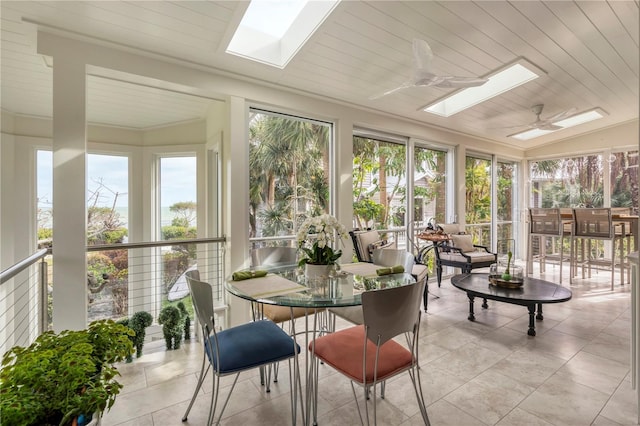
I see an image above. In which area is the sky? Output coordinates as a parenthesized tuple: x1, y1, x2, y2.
(37, 151, 196, 211)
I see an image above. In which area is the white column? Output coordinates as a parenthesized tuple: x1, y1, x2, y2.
(226, 96, 250, 326)
(335, 119, 353, 260)
(51, 55, 88, 331)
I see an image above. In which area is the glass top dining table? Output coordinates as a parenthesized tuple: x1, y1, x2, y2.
(225, 262, 416, 309)
(225, 262, 416, 426)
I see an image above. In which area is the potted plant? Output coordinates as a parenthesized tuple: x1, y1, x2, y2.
(297, 213, 348, 278)
(0, 319, 134, 426)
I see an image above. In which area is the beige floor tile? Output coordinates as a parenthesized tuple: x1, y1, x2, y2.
(522, 328, 589, 360)
(556, 350, 629, 394)
(489, 348, 565, 388)
(102, 373, 200, 425)
(419, 399, 488, 425)
(599, 373, 640, 426)
(582, 331, 632, 365)
(495, 407, 554, 426)
(444, 369, 534, 425)
(426, 341, 505, 382)
(518, 372, 610, 425)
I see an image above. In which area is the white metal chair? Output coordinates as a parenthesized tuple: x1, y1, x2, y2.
(182, 270, 300, 425)
(350, 230, 430, 310)
(309, 281, 430, 425)
(330, 249, 417, 328)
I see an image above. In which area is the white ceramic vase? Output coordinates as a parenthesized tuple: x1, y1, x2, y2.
(304, 263, 332, 279)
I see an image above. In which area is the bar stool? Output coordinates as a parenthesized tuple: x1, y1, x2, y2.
(528, 208, 573, 285)
(572, 208, 627, 289)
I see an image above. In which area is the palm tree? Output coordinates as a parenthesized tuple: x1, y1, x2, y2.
(249, 113, 329, 238)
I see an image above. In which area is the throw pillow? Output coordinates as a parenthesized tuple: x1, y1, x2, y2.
(451, 234, 475, 253)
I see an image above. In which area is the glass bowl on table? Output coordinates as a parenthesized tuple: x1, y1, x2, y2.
(488, 262, 524, 289)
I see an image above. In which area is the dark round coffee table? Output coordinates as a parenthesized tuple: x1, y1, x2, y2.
(450, 273, 572, 336)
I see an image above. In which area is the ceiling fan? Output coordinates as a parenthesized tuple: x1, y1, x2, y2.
(505, 104, 577, 131)
(371, 39, 488, 99)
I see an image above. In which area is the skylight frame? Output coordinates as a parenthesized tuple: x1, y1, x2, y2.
(421, 58, 545, 117)
(509, 107, 608, 141)
(226, 0, 341, 69)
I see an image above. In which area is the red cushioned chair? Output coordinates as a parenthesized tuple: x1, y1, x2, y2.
(309, 281, 430, 426)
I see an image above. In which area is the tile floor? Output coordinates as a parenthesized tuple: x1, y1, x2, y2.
(102, 264, 639, 425)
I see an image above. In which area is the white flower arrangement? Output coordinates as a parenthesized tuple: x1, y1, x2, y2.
(296, 214, 348, 266)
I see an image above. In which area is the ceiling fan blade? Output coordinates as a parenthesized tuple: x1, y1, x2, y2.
(537, 123, 563, 131)
(369, 81, 415, 100)
(434, 76, 489, 88)
(412, 39, 434, 73)
(544, 107, 577, 122)
(372, 38, 488, 99)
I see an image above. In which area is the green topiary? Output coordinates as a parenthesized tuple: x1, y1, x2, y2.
(177, 302, 191, 341)
(117, 311, 153, 362)
(158, 306, 183, 350)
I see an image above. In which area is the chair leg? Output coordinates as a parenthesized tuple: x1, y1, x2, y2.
(182, 350, 210, 422)
(436, 264, 443, 287)
(211, 373, 240, 425)
(408, 364, 431, 426)
(423, 281, 429, 312)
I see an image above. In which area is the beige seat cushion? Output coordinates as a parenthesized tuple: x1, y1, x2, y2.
(439, 251, 496, 263)
(411, 264, 428, 283)
(450, 234, 475, 253)
(262, 305, 320, 323)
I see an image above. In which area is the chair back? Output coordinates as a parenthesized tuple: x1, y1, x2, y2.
(185, 270, 215, 334)
(611, 207, 632, 215)
(573, 208, 614, 239)
(362, 281, 425, 346)
(529, 208, 565, 236)
(349, 229, 394, 262)
(251, 246, 297, 268)
(438, 223, 464, 234)
(371, 249, 414, 274)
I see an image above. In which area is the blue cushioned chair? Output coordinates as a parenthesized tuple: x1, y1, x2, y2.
(182, 270, 300, 425)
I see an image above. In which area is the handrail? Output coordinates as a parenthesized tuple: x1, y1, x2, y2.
(85, 236, 226, 252)
(0, 248, 49, 284)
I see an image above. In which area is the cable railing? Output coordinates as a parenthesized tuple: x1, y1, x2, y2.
(1, 237, 226, 356)
(0, 249, 49, 354)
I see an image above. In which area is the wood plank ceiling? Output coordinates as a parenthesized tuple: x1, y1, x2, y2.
(1, 1, 638, 149)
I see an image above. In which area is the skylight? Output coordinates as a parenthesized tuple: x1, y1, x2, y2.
(509, 108, 608, 141)
(226, 0, 341, 69)
(422, 59, 544, 117)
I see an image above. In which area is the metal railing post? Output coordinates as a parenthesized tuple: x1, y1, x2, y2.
(39, 258, 48, 334)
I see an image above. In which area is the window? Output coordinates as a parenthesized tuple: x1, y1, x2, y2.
(530, 155, 603, 208)
(156, 155, 197, 310)
(414, 146, 448, 226)
(249, 109, 332, 249)
(465, 155, 492, 247)
(497, 160, 518, 256)
(610, 150, 638, 215)
(87, 154, 129, 321)
(36, 150, 53, 247)
(352, 133, 407, 231)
